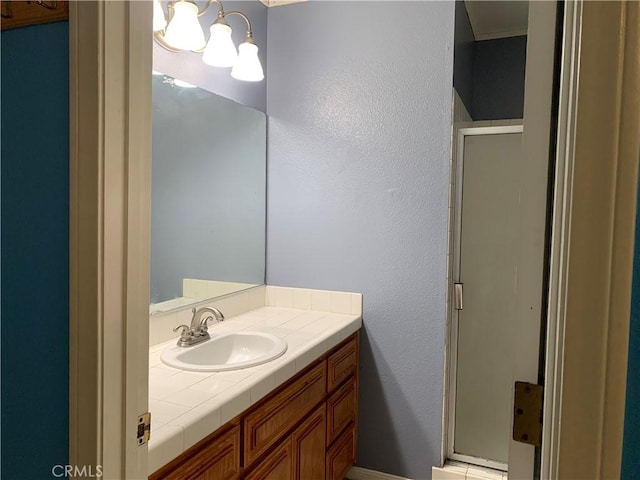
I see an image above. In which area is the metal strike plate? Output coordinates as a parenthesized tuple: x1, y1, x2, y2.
(454, 283, 463, 310)
(137, 412, 151, 445)
(513, 381, 543, 446)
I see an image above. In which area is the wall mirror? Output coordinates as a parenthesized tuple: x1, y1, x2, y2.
(150, 74, 266, 314)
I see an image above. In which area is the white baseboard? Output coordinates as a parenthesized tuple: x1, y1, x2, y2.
(347, 466, 413, 480)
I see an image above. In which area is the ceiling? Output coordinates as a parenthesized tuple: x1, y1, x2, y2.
(464, 0, 529, 41)
(259, 0, 306, 7)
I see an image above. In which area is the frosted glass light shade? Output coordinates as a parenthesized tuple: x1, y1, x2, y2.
(163, 1, 205, 51)
(231, 41, 264, 82)
(153, 0, 167, 32)
(202, 23, 237, 67)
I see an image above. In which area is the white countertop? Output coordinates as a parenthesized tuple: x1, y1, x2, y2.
(148, 305, 362, 474)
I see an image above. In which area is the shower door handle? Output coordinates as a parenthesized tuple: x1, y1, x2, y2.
(454, 283, 463, 310)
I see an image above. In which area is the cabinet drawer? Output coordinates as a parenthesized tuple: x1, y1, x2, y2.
(151, 425, 240, 480)
(243, 437, 293, 480)
(326, 377, 356, 446)
(325, 427, 355, 480)
(244, 362, 326, 466)
(327, 336, 358, 391)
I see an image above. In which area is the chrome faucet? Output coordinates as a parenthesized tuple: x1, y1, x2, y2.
(191, 306, 225, 335)
(173, 306, 225, 347)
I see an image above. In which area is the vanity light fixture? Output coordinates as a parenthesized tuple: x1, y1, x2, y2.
(153, 0, 264, 82)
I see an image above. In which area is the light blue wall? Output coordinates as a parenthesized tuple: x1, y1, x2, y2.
(1, 21, 69, 479)
(622, 169, 640, 477)
(266, 3, 454, 478)
(153, 0, 268, 112)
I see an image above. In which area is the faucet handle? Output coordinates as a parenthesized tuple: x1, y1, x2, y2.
(173, 324, 192, 340)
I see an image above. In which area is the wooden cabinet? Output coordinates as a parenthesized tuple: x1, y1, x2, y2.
(326, 428, 356, 480)
(327, 339, 358, 391)
(325, 336, 358, 480)
(244, 438, 294, 480)
(326, 377, 357, 446)
(244, 362, 326, 464)
(0, 0, 68, 31)
(151, 333, 359, 480)
(292, 405, 326, 480)
(150, 424, 240, 480)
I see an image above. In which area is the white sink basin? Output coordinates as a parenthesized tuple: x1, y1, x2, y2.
(161, 331, 288, 372)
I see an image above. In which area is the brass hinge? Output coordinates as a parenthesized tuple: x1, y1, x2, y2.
(513, 381, 543, 446)
(137, 412, 151, 446)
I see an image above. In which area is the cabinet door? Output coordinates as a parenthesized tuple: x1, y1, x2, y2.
(194, 433, 239, 480)
(244, 437, 294, 480)
(326, 427, 355, 480)
(293, 405, 326, 480)
(151, 425, 240, 480)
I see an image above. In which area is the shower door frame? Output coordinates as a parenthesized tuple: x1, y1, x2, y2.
(446, 125, 524, 472)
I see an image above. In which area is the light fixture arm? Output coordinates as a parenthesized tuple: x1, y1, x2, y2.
(197, 0, 224, 18)
(224, 11, 254, 38)
(154, 30, 182, 53)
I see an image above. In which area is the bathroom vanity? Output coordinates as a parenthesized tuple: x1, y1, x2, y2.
(148, 286, 362, 480)
(151, 333, 358, 480)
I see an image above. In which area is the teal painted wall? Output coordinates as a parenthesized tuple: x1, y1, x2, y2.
(1, 21, 69, 479)
(622, 173, 640, 478)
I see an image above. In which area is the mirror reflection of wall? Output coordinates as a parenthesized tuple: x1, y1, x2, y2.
(150, 74, 266, 313)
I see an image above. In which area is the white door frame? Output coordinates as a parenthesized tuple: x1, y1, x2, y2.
(541, 1, 640, 478)
(446, 125, 523, 472)
(69, 2, 152, 479)
(506, 2, 558, 477)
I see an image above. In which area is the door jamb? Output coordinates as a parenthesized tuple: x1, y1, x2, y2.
(542, 1, 640, 478)
(68, 2, 152, 478)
